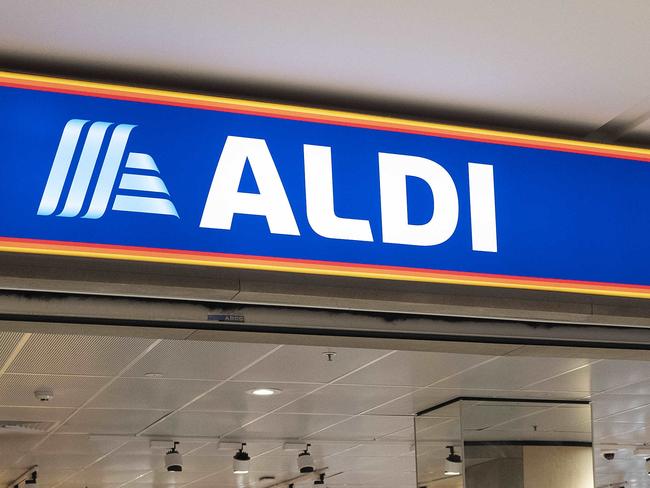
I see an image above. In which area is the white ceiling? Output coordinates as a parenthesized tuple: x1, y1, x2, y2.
(0, 331, 650, 487)
(1, 1, 650, 144)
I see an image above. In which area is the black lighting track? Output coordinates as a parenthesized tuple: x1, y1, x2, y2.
(2, 308, 650, 350)
(2, 290, 650, 351)
(416, 396, 590, 417)
(463, 440, 593, 447)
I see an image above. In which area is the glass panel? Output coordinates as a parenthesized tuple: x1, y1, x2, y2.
(416, 399, 594, 488)
(416, 402, 463, 488)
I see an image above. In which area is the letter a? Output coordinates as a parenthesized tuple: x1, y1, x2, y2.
(200, 136, 300, 235)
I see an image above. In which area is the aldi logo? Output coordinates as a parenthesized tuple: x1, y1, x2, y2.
(37, 119, 178, 219)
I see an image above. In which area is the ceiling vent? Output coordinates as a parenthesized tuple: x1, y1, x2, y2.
(0, 420, 54, 434)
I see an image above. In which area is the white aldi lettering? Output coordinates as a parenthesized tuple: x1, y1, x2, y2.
(200, 136, 497, 252)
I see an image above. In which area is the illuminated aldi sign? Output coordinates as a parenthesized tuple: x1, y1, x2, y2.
(1, 71, 650, 298)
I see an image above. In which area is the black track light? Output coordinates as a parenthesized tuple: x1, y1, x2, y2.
(233, 443, 251, 474)
(444, 446, 462, 476)
(298, 443, 314, 473)
(25, 471, 37, 485)
(165, 441, 183, 472)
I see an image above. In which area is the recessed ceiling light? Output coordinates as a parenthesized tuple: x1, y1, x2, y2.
(144, 373, 164, 378)
(247, 388, 282, 396)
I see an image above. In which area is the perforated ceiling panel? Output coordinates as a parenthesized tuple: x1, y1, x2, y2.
(9, 334, 156, 376)
(0, 331, 25, 367)
(0, 331, 649, 488)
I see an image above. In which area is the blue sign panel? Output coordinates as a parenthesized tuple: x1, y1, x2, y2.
(1, 72, 649, 298)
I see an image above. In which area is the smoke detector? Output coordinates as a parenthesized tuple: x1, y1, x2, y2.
(34, 388, 54, 402)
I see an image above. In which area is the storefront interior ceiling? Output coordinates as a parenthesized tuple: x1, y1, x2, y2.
(0, 330, 649, 487)
(2, 1, 650, 146)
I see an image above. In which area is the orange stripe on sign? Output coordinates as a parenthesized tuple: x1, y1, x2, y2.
(1, 237, 650, 299)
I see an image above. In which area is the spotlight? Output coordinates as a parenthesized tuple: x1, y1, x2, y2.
(233, 443, 251, 474)
(314, 473, 326, 486)
(444, 446, 462, 476)
(646, 458, 650, 475)
(298, 443, 314, 473)
(247, 388, 282, 396)
(165, 441, 183, 472)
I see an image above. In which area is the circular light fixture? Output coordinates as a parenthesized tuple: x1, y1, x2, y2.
(247, 388, 282, 396)
(233, 443, 251, 474)
(444, 446, 462, 476)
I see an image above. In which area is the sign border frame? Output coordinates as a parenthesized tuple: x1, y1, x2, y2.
(2, 70, 650, 299)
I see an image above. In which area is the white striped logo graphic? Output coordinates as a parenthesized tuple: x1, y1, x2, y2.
(37, 119, 178, 219)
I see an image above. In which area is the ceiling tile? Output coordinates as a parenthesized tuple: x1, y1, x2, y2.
(601, 403, 650, 424)
(68, 469, 151, 485)
(328, 453, 414, 473)
(459, 403, 549, 430)
(595, 423, 650, 444)
(87, 377, 218, 410)
(0, 404, 74, 422)
(59, 408, 167, 434)
(307, 415, 411, 440)
(591, 394, 650, 420)
(242, 452, 301, 472)
(184, 471, 253, 488)
(605, 378, 650, 396)
(345, 443, 414, 457)
(0, 373, 108, 408)
(433, 356, 592, 389)
(234, 346, 389, 383)
(0, 332, 25, 365)
(118, 437, 206, 455)
(413, 418, 461, 442)
(228, 412, 348, 439)
(279, 384, 415, 415)
(137, 468, 222, 486)
(379, 426, 414, 441)
(143, 411, 260, 437)
(93, 453, 164, 472)
(364, 388, 455, 415)
(0, 433, 49, 467)
(125, 339, 279, 380)
(593, 421, 646, 440)
(336, 352, 492, 387)
(367, 387, 584, 416)
(35, 433, 127, 455)
(185, 381, 320, 413)
(9, 334, 155, 376)
(493, 405, 592, 434)
(18, 451, 101, 470)
(524, 360, 650, 393)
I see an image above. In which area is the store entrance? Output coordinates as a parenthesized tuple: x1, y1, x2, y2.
(1, 295, 649, 488)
